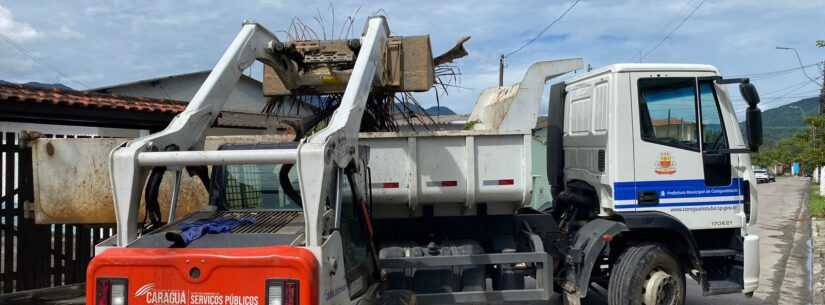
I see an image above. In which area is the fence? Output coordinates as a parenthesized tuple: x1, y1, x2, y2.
(0, 132, 115, 292)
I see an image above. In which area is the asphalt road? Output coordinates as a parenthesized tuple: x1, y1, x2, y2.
(574, 176, 812, 305)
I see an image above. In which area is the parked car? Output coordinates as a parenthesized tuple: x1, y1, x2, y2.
(754, 168, 771, 183)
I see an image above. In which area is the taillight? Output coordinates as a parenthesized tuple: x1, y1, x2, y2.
(96, 278, 128, 305)
(266, 280, 299, 305)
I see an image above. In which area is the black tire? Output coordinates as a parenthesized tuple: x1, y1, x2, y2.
(607, 244, 685, 305)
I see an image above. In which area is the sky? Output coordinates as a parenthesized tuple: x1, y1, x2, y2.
(0, 0, 823, 115)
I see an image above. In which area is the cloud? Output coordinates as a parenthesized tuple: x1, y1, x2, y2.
(0, 56, 35, 73)
(52, 25, 85, 40)
(0, 4, 40, 43)
(258, 0, 285, 7)
(149, 11, 221, 26)
(0, 0, 823, 112)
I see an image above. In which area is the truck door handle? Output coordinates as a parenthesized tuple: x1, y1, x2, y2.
(637, 191, 659, 206)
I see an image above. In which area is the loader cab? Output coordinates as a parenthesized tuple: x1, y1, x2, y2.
(330, 160, 379, 300)
(209, 143, 302, 210)
(210, 143, 380, 300)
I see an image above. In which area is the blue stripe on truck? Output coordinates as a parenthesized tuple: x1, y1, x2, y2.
(614, 200, 743, 209)
(613, 178, 745, 201)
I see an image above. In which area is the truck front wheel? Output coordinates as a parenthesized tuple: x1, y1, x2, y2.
(608, 244, 685, 305)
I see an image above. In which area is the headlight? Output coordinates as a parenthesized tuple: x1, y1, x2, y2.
(266, 280, 299, 305)
(96, 278, 128, 305)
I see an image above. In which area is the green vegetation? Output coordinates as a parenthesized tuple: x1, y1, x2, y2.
(752, 113, 825, 174)
(463, 120, 479, 130)
(750, 97, 820, 147)
(811, 184, 825, 218)
(818, 40, 825, 48)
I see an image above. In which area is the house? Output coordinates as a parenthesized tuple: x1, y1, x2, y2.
(92, 70, 270, 114)
(93, 70, 318, 134)
(651, 117, 697, 142)
(0, 83, 186, 137)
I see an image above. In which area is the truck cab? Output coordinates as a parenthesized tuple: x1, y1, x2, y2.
(547, 64, 761, 300)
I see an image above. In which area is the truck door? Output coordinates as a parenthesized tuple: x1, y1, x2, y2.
(630, 74, 742, 230)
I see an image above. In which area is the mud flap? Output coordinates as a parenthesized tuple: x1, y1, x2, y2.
(564, 219, 627, 299)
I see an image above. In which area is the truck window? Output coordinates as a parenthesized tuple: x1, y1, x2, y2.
(220, 164, 300, 210)
(698, 81, 728, 152)
(638, 78, 700, 151)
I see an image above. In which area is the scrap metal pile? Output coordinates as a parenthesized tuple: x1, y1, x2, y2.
(262, 16, 470, 134)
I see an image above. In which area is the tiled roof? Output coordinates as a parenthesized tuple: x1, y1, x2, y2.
(652, 118, 692, 126)
(0, 83, 186, 113)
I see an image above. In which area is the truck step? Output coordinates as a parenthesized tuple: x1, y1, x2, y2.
(699, 249, 737, 257)
(705, 280, 743, 295)
(700, 249, 744, 263)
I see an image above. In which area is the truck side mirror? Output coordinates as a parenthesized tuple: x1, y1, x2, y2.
(740, 82, 762, 152)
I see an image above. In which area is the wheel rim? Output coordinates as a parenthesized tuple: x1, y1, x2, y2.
(643, 269, 676, 305)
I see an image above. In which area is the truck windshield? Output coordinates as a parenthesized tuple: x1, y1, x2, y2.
(213, 163, 301, 210)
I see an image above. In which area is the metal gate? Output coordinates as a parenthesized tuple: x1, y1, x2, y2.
(0, 132, 115, 292)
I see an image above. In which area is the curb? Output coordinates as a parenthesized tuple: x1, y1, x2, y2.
(813, 218, 824, 305)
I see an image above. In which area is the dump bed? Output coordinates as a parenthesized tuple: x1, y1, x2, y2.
(360, 130, 535, 217)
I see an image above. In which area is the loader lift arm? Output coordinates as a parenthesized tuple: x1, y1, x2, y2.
(109, 17, 390, 246)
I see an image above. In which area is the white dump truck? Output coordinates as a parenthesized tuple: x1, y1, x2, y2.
(360, 62, 762, 305)
(73, 16, 763, 305)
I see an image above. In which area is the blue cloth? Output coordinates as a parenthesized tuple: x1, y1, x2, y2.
(166, 217, 255, 247)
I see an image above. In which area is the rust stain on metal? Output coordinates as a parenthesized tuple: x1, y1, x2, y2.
(31, 135, 290, 224)
(45, 142, 54, 156)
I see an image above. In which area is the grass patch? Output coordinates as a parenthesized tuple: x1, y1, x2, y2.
(811, 184, 825, 218)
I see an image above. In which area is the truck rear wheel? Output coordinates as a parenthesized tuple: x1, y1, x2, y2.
(608, 244, 685, 305)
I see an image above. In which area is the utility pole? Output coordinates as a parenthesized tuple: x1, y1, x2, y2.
(499, 54, 505, 87)
(820, 61, 825, 114)
(819, 61, 825, 195)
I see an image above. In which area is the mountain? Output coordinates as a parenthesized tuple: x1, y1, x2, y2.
(23, 82, 73, 90)
(425, 106, 456, 116)
(0, 80, 73, 90)
(757, 97, 820, 146)
(391, 103, 456, 115)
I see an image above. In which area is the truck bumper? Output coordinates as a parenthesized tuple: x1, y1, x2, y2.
(742, 234, 760, 294)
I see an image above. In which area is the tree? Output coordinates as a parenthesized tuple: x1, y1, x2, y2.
(818, 40, 825, 47)
(753, 115, 825, 175)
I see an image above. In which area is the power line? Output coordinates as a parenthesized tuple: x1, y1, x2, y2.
(756, 79, 823, 108)
(759, 76, 823, 96)
(776, 47, 821, 87)
(504, 0, 582, 58)
(726, 62, 822, 80)
(732, 76, 823, 113)
(639, 0, 706, 61)
(0, 32, 90, 89)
